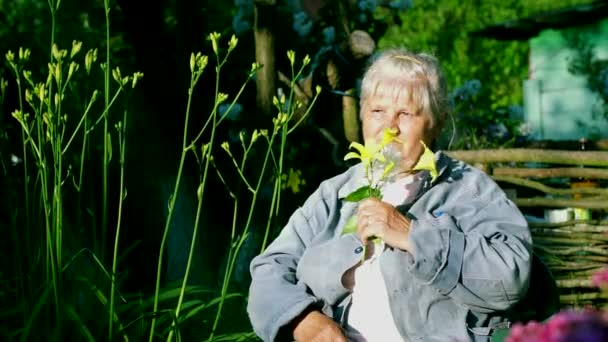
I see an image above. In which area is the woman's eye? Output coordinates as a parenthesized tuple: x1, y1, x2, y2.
(399, 112, 411, 117)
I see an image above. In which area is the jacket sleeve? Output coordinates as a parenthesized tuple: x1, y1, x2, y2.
(246, 182, 362, 341)
(404, 175, 533, 313)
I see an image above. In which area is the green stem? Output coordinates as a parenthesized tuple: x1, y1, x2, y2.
(109, 106, 128, 340)
(62, 91, 97, 155)
(192, 73, 253, 147)
(274, 126, 287, 217)
(260, 177, 280, 252)
(207, 129, 278, 342)
(102, 0, 111, 265)
(15, 77, 31, 262)
(167, 114, 217, 341)
(55, 83, 63, 278)
(149, 70, 203, 342)
(47, 1, 60, 329)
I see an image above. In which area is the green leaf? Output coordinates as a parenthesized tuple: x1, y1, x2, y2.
(344, 185, 372, 202)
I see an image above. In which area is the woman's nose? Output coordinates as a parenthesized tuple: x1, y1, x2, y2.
(389, 113, 400, 132)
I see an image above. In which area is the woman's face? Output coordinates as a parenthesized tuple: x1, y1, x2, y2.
(361, 91, 437, 176)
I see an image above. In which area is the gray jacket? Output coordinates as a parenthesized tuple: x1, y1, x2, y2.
(247, 152, 532, 341)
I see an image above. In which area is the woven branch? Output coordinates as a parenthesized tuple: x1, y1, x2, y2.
(533, 236, 606, 245)
(556, 279, 595, 288)
(493, 176, 608, 196)
(547, 263, 607, 271)
(493, 167, 608, 179)
(560, 292, 608, 302)
(533, 245, 608, 257)
(532, 230, 608, 241)
(530, 225, 608, 233)
(528, 219, 608, 228)
(515, 196, 608, 209)
(447, 149, 608, 166)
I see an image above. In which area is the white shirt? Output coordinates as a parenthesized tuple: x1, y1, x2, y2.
(345, 174, 425, 342)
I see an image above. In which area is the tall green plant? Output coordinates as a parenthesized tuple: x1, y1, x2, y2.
(3, 2, 325, 341)
(3, 1, 141, 339)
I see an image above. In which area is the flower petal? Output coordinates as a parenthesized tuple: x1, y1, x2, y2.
(344, 151, 362, 161)
(412, 140, 438, 181)
(381, 128, 398, 146)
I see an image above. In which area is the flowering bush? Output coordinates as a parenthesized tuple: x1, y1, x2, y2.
(505, 268, 608, 342)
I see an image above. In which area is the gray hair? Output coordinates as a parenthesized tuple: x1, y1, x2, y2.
(359, 48, 450, 131)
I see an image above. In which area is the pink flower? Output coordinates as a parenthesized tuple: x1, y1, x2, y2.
(506, 309, 608, 342)
(591, 268, 608, 288)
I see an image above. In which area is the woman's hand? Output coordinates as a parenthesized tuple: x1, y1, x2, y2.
(356, 198, 412, 251)
(292, 310, 347, 342)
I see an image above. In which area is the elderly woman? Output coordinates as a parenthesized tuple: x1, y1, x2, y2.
(247, 49, 533, 341)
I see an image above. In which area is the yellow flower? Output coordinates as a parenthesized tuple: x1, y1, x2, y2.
(381, 127, 399, 146)
(343, 141, 383, 169)
(412, 141, 438, 181)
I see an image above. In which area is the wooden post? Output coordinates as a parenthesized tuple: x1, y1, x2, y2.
(254, 0, 277, 117)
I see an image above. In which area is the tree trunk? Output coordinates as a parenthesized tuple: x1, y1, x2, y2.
(254, 0, 277, 117)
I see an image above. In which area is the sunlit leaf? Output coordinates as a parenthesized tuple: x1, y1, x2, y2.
(344, 185, 372, 202)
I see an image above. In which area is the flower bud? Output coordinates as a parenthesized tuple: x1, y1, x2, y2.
(68, 62, 79, 80)
(5, 51, 14, 63)
(25, 88, 33, 104)
(35, 83, 46, 102)
(131, 72, 143, 88)
(217, 93, 228, 104)
(52, 44, 61, 61)
(91, 89, 99, 102)
(249, 62, 262, 77)
(112, 67, 122, 84)
(287, 50, 295, 66)
(11, 109, 24, 124)
(197, 55, 209, 72)
(54, 63, 62, 85)
(221, 141, 230, 154)
(303, 54, 311, 66)
(228, 35, 238, 52)
(71, 41, 83, 59)
(18, 47, 28, 61)
(209, 32, 221, 55)
(85, 49, 97, 75)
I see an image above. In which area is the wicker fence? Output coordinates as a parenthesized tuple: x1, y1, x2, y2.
(447, 148, 608, 309)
